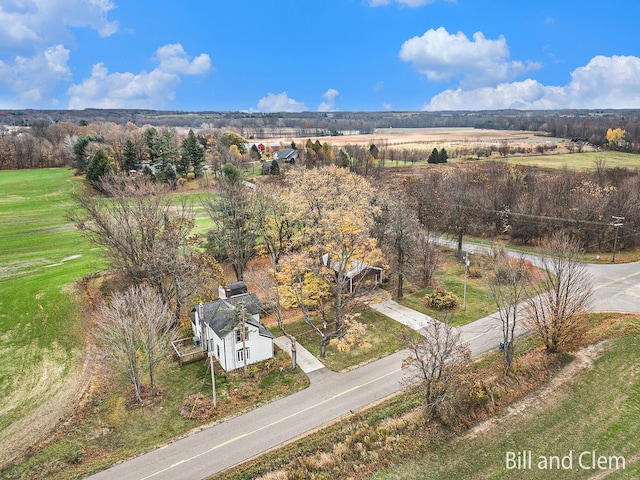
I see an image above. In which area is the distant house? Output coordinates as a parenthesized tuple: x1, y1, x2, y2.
(321, 254, 383, 293)
(273, 148, 299, 164)
(190, 284, 274, 372)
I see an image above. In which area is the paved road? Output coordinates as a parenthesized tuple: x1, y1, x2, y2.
(87, 258, 640, 480)
(88, 352, 408, 480)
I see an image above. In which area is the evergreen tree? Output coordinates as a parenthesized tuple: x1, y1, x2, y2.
(72, 133, 101, 174)
(250, 144, 262, 161)
(122, 139, 138, 174)
(427, 147, 440, 164)
(270, 158, 280, 175)
(143, 127, 161, 164)
(86, 149, 112, 187)
(179, 129, 205, 177)
(439, 147, 448, 163)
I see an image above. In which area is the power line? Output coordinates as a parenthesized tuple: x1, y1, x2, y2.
(482, 208, 616, 227)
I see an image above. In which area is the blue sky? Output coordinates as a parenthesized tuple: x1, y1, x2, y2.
(1, 0, 639, 112)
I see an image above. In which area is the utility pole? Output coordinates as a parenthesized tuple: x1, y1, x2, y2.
(210, 355, 217, 408)
(463, 251, 470, 310)
(611, 216, 625, 263)
(200, 302, 217, 409)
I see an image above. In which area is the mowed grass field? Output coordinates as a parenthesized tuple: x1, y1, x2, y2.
(503, 150, 640, 170)
(0, 169, 104, 432)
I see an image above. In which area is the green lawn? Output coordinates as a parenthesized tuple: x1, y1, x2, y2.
(502, 150, 640, 170)
(276, 307, 421, 371)
(394, 251, 497, 327)
(0, 169, 105, 430)
(394, 248, 553, 327)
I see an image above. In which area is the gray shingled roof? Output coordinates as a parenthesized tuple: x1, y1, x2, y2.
(193, 293, 273, 339)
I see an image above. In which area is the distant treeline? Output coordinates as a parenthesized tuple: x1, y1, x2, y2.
(2, 108, 640, 149)
(1, 110, 640, 171)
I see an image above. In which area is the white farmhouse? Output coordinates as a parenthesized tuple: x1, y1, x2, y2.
(191, 290, 274, 372)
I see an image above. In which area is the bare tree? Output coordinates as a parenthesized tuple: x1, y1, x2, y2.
(96, 289, 144, 403)
(69, 174, 217, 319)
(440, 168, 483, 254)
(524, 233, 593, 353)
(135, 286, 178, 397)
(380, 191, 420, 299)
(403, 315, 471, 417)
(245, 266, 297, 370)
(96, 285, 176, 402)
(416, 229, 440, 287)
(488, 250, 529, 373)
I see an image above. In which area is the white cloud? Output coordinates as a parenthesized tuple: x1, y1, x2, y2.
(0, 0, 118, 107)
(0, 0, 118, 53)
(318, 88, 340, 112)
(423, 55, 640, 110)
(256, 92, 307, 113)
(0, 44, 71, 106)
(67, 44, 212, 109)
(400, 27, 539, 88)
(155, 44, 212, 76)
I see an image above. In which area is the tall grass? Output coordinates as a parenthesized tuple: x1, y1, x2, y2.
(373, 334, 640, 479)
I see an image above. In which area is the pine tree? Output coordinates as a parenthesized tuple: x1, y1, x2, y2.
(439, 147, 448, 163)
(122, 139, 138, 174)
(180, 129, 206, 177)
(428, 147, 439, 164)
(86, 149, 112, 187)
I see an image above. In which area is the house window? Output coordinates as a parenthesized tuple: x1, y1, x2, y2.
(216, 344, 220, 358)
(235, 328, 249, 343)
(237, 347, 250, 362)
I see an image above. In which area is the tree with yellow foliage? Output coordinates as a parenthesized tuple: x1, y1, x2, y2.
(606, 127, 626, 149)
(278, 166, 383, 357)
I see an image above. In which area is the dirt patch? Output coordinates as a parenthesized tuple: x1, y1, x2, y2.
(462, 340, 610, 440)
(0, 344, 96, 470)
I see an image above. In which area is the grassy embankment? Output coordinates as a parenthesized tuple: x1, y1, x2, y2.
(373, 329, 640, 479)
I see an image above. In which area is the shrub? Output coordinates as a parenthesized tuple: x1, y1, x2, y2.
(424, 287, 459, 310)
